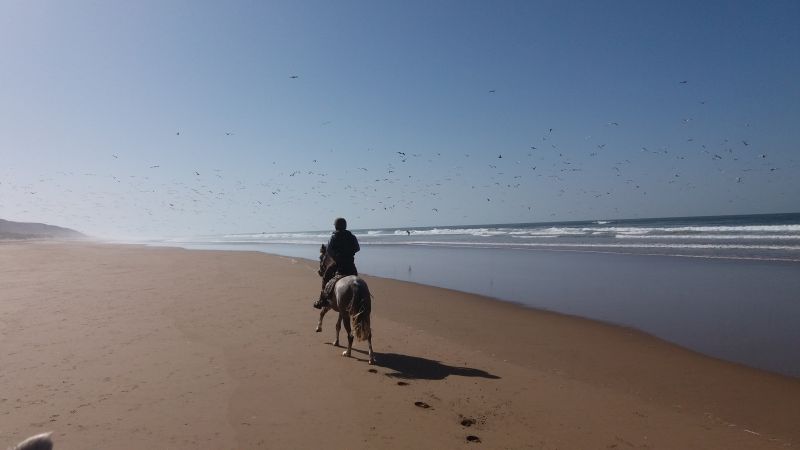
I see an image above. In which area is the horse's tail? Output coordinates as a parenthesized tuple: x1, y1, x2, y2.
(350, 278, 372, 341)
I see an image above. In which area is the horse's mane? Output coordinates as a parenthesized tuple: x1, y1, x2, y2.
(319, 244, 336, 276)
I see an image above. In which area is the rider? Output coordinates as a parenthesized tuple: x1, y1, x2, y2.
(313, 217, 360, 309)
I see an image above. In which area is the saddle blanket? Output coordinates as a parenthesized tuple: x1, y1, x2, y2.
(324, 274, 346, 299)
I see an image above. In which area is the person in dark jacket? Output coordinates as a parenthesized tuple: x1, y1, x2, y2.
(313, 217, 360, 309)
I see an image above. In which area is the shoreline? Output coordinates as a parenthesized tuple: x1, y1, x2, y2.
(148, 240, 800, 378)
(2, 241, 798, 448)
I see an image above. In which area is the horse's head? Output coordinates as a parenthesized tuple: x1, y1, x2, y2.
(318, 244, 332, 276)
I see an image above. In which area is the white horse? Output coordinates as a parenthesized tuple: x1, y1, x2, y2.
(315, 245, 375, 364)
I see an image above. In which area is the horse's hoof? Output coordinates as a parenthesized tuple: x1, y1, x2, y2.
(368, 358, 376, 365)
(333, 341, 339, 347)
(342, 350, 351, 357)
(315, 326, 322, 332)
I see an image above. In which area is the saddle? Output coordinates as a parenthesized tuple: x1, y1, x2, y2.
(323, 274, 346, 300)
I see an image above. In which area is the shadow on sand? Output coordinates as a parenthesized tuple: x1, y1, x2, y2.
(371, 352, 501, 380)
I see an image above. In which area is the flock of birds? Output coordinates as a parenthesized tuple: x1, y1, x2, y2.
(1, 77, 795, 236)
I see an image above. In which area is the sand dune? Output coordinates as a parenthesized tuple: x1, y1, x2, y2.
(0, 219, 83, 240)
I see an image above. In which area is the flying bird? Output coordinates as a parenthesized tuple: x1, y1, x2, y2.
(289, 75, 299, 79)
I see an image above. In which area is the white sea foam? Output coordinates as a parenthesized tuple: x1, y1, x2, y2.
(167, 219, 800, 261)
(589, 224, 800, 233)
(616, 234, 800, 240)
(385, 227, 503, 237)
(385, 224, 800, 238)
(221, 232, 330, 240)
(365, 224, 800, 239)
(398, 240, 800, 251)
(200, 225, 800, 245)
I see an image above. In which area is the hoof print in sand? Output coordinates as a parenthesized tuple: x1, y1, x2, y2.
(414, 401, 430, 409)
(368, 368, 377, 373)
(397, 381, 409, 386)
(460, 418, 476, 427)
(466, 435, 481, 443)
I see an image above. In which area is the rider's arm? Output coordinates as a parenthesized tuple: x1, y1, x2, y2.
(326, 234, 338, 259)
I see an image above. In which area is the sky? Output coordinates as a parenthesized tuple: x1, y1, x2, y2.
(1, 0, 798, 238)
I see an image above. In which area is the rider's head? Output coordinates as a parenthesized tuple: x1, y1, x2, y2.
(334, 217, 347, 231)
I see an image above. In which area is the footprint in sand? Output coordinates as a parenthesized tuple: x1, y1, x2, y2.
(396, 381, 409, 386)
(368, 368, 377, 373)
(460, 418, 476, 427)
(466, 435, 481, 443)
(414, 401, 430, 409)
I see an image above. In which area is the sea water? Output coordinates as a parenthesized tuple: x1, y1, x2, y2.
(151, 213, 800, 377)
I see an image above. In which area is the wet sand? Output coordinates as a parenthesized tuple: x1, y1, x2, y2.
(1, 241, 798, 449)
(178, 242, 800, 377)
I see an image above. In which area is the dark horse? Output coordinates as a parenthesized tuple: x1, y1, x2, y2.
(315, 244, 375, 364)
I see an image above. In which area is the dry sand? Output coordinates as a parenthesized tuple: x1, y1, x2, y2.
(1, 242, 798, 449)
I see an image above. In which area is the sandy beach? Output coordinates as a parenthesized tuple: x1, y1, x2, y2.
(1, 242, 798, 449)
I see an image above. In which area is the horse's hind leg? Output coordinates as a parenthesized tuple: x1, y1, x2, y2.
(367, 336, 375, 365)
(316, 306, 330, 333)
(341, 313, 353, 357)
(333, 313, 342, 347)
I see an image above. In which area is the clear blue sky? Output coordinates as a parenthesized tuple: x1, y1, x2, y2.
(1, 0, 798, 238)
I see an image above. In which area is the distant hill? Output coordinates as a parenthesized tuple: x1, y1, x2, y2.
(0, 218, 85, 240)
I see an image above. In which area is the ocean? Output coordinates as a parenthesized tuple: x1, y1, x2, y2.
(150, 213, 800, 378)
(163, 212, 800, 261)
